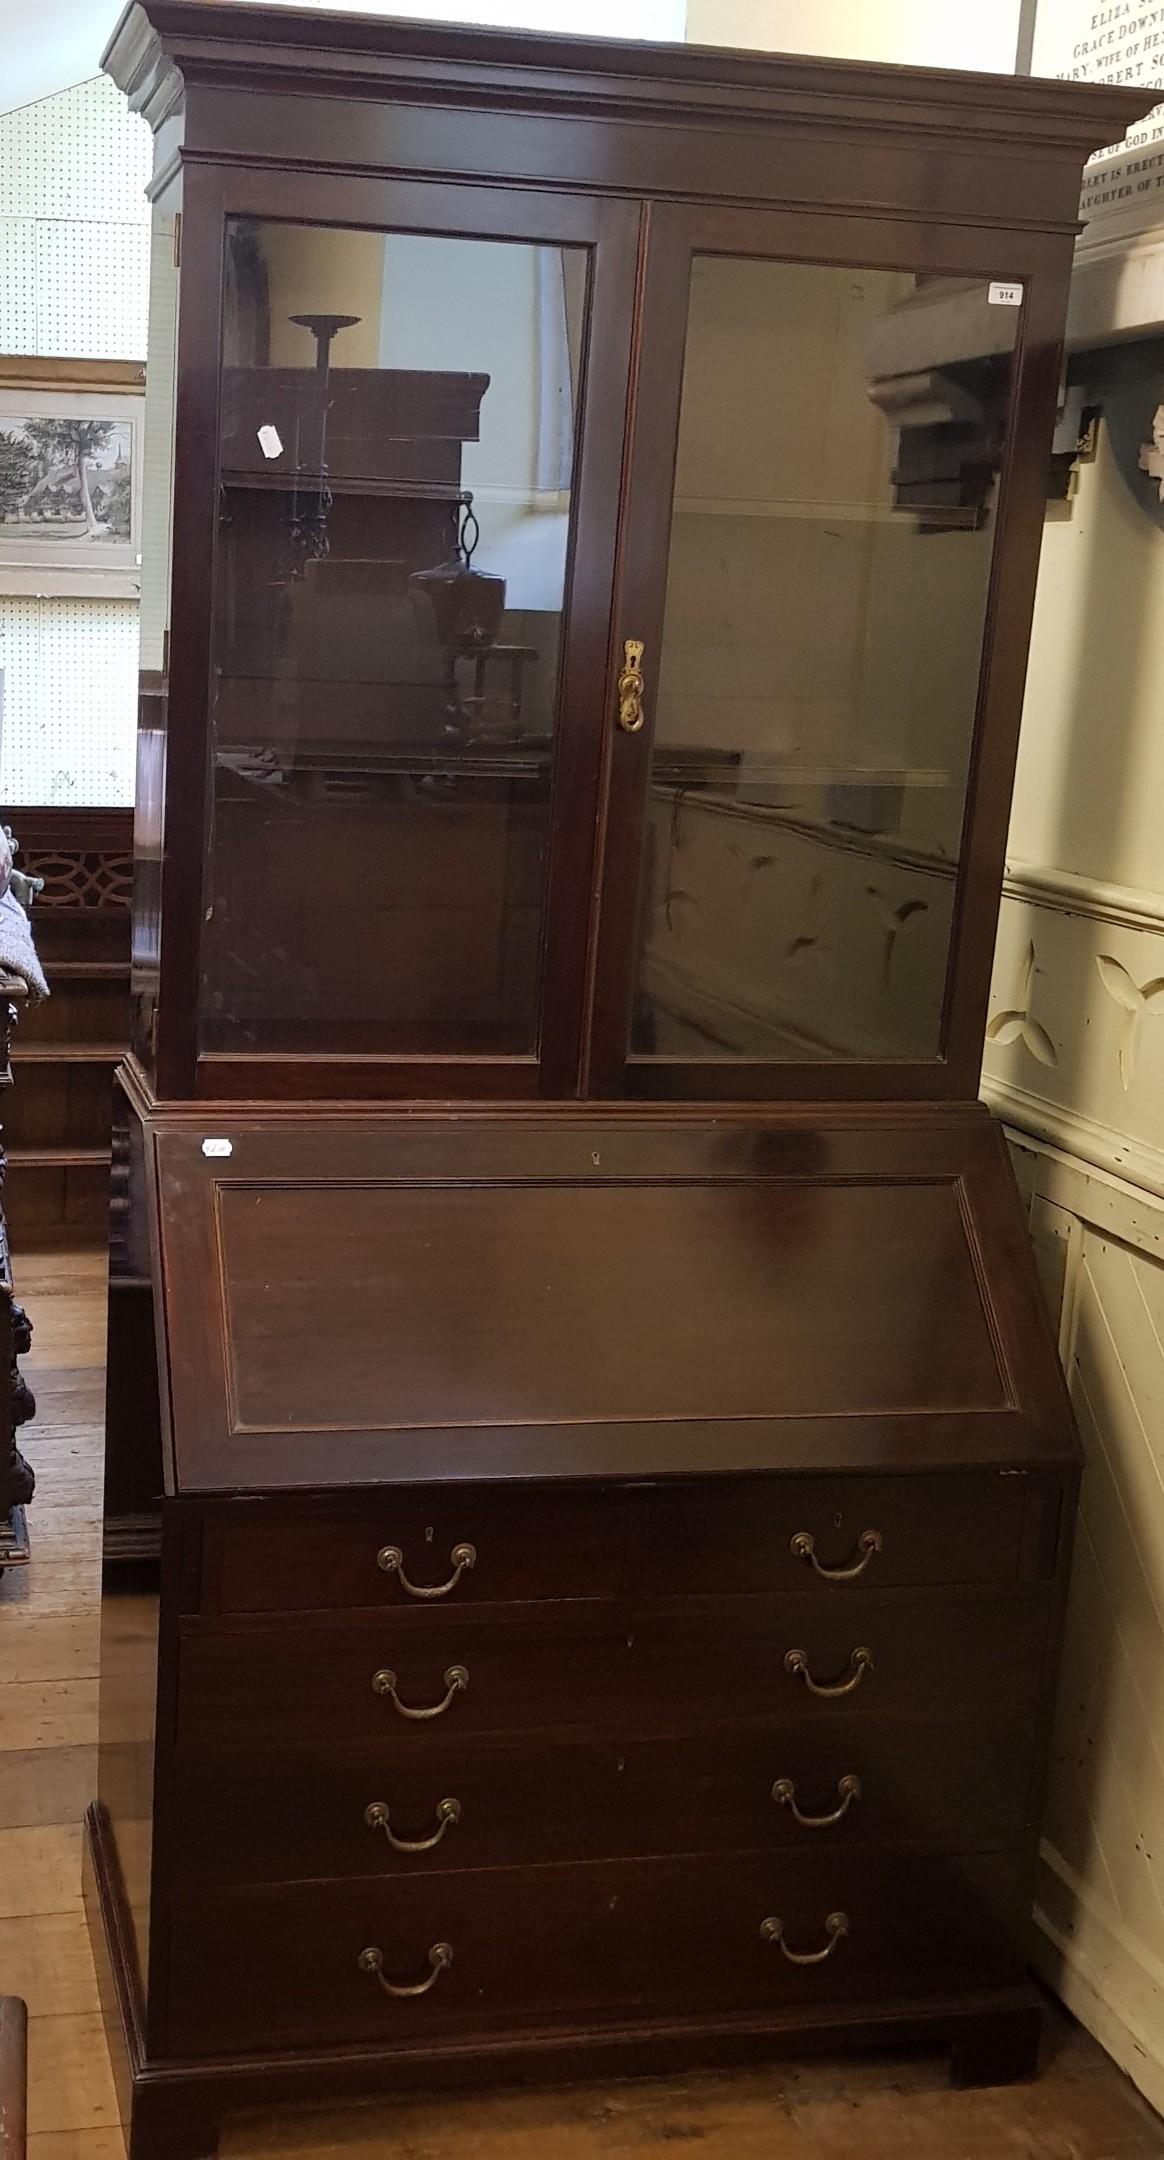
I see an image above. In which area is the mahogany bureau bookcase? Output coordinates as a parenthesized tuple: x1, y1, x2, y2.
(90, 7, 1147, 2156)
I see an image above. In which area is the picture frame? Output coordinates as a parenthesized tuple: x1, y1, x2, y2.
(0, 357, 145, 599)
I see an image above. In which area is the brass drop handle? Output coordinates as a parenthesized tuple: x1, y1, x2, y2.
(377, 1542, 476, 1599)
(371, 1664, 469, 1720)
(616, 638, 646, 733)
(784, 1646, 873, 1698)
(358, 1942, 452, 1998)
(771, 1773, 861, 1828)
(791, 1528, 882, 1582)
(364, 1797, 462, 1853)
(761, 1912, 849, 1966)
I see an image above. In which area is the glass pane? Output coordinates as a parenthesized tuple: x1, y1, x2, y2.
(630, 259, 1020, 1063)
(202, 218, 587, 1056)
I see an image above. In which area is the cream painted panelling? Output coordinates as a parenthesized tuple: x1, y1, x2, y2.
(1002, 1142, 1164, 2116)
(984, 397, 1164, 2108)
(987, 879, 1164, 1197)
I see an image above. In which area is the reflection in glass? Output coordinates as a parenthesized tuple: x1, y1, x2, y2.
(203, 220, 587, 1056)
(630, 260, 1020, 1063)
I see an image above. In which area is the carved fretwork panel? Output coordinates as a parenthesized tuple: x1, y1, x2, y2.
(32, 851, 134, 911)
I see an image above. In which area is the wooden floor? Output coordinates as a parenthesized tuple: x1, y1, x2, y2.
(4, 1242, 1164, 2160)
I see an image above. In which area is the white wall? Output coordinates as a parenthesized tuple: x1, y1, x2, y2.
(0, 1, 126, 119)
(685, 0, 1024, 69)
(240, 0, 686, 33)
(0, 75, 150, 806)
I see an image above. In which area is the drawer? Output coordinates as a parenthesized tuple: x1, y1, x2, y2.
(175, 1592, 1051, 1748)
(640, 1593, 1051, 1725)
(177, 1608, 632, 1748)
(166, 1862, 627, 2055)
(617, 1848, 1026, 2013)
(198, 1488, 628, 1615)
(637, 1472, 1056, 1596)
(164, 1849, 1025, 2057)
(171, 1716, 1039, 1888)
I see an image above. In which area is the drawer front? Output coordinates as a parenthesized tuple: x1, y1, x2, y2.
(166, 1863, 627, 2055)
(618, 1849, 1026, 2013)
(199, 1488, 629, 1615)
(176, 1593, 1051, 1748)
(642, 1595, 1052, 1723)
(164, 1850, 1025, 2057)
(195, 1471, 1063, 1620)
(171, 1716, 1039, 1888)
(638, 1473, 1053, 1596)
(176, 1610, 629, 1747)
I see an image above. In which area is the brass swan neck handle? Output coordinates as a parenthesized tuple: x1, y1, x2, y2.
(358, 1942, 453, 1998)
(377, 1542, 476, 1599)
(371, 1664, 469, 1719)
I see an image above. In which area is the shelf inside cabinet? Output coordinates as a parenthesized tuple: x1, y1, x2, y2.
(220, 472, 472, 502)
(671, 495, 982, 528)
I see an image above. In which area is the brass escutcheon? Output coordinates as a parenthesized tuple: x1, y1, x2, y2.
(616, 638, 646, 732)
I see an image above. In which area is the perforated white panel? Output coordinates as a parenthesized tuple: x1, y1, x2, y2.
(0, 76, 150, 359)
(0, 598, 138, 806)
(35, 217, 150, 359)
(0, 77, 150, 225)
(0, 218, 37, 351)
(0, 78, 150, 803)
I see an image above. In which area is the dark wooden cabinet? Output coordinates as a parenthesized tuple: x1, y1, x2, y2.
(4, 810, 132, 1238)
(88, 7, 1147, 2157)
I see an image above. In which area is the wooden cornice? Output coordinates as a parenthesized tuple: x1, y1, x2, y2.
(102, 0, 1150, 163)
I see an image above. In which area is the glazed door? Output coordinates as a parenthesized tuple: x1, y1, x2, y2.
(181, 173, 639, 1100)
(586, 203, 1054, 1100)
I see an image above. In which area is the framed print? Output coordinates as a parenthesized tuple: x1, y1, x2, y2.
(0, 358, 145, 598)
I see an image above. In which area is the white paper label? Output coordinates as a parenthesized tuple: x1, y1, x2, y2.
(201, 1137, 233, 1158)
(257, 424, 283, 459)
(988, 282, 1024, 308)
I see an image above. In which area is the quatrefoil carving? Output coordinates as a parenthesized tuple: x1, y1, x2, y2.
(986, 941, 1057, 1068)
(1095, 954, 1164, 1092)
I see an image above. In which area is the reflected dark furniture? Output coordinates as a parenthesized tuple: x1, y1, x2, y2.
(91, 8, 1147, 2159)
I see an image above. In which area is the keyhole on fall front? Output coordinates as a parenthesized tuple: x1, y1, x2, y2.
(425, 1525, 435, 1545)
